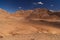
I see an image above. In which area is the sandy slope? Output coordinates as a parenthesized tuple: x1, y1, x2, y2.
(0, 15, 60, 37)
(0, 33, 60, 40)
(0, 8, 60, 40)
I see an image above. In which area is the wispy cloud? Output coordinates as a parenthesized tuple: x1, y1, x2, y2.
(33, 2, 37, 5)
(33, 2, 44, 5)
(49, 10, 54, 12)
(37, 2, 44, 5)
(50, 4, 54, 7)
(18, 7, 22, 9)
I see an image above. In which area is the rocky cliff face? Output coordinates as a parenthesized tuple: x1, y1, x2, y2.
(13, 8, 60, 20)
(27, 8, 51, 19)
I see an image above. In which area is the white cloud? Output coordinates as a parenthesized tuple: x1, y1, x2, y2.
(37, 2, 44, 5)
(33, 2, 44, 5)
(49, 10, 54, 12)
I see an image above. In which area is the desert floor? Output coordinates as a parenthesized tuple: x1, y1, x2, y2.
(0, 33, 60, 40)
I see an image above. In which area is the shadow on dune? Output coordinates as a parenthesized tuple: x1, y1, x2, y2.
(29, 20, 60, 28)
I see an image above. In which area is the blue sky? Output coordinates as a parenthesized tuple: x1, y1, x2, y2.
(0, 0, 60, 12)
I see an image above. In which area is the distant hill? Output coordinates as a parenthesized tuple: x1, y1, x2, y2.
(12, 8, 60, 21)
(0, 8, 60, 37)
